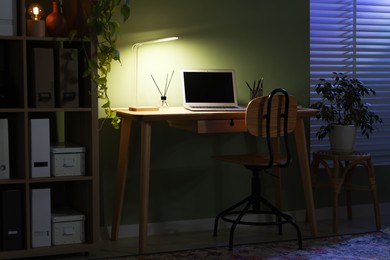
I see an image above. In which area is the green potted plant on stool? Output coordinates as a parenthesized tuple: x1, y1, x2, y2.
(310, 72, 383, 154)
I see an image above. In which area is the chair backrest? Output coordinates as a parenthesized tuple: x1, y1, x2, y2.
(245, 88, 298, 167)
(246, 89, 297, 138)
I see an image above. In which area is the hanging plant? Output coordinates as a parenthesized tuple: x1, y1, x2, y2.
(83, 0, 131, 129)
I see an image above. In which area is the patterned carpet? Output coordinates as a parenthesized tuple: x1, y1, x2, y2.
(108, 229, 390, 260)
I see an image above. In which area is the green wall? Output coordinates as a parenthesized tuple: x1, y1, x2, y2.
(100, 0, 311, 226)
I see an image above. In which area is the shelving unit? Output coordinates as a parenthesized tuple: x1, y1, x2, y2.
(0, 1, 99, 259)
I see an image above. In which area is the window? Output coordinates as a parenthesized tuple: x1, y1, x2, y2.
(310, 0, 390, 164)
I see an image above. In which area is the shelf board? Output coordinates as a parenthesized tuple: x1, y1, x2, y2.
(27, 107, 93, 113)
(0, 107, 93, 113)
(0, 242, 96, 259)
(0, 176, 94, 184)
(25, 36, 91, 42)
(0, 35, 91, 42)
(0, 178, 26, 185)
(0, 108, 26, 113)
(28, 176, 94, 183)
(0, 35, 24, 41)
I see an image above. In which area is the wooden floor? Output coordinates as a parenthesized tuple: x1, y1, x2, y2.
(46, 212, 388, 259)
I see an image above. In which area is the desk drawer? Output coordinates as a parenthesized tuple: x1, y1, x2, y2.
(169, 119, 246, 133)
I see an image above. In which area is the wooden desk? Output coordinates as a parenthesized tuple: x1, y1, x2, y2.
(111, 107, 318, 253)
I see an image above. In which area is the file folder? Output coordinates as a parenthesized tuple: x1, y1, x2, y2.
(55, 48, 79, 107)
(0, 118, 9, 179)
(31, 188, 51, 247)
(30, 119, 50, 178)
(1, 189, 23, 250)
(29, 48, 55, 108)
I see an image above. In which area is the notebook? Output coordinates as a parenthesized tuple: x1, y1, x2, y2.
(181, 69, 245, 111)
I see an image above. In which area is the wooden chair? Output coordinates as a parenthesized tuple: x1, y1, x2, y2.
(310, 150, 381, 233)
(213, 88, 302, 250)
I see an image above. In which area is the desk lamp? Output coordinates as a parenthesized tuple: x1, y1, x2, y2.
(129, 37, 178, 111)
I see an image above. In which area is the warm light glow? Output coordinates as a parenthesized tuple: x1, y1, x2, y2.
(33, 7, 39, 16)
(27, 3, 44, 20)
(158, 37, 179, 42)
(132, 37, 179, 48)
(132, 37, 179, 106)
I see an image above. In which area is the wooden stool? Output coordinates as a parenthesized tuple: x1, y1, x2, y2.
(311, 150, 381, 233)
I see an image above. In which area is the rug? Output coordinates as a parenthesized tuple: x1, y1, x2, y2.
(108, 229, 390, 260)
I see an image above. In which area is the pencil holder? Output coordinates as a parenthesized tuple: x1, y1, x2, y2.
(250, 89, 263, 100)
(247, 77, 264, 100)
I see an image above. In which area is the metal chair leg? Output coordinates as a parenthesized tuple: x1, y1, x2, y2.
(229, 198, 254, 250)
(213, 195, 252, 237)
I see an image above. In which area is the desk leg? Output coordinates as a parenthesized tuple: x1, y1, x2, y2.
(111, 118, 133, 241)
(294, 118, 318, 237)
(139, 121, 152, 253)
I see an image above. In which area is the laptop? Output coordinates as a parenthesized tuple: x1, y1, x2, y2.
(181, 69, 245, 111)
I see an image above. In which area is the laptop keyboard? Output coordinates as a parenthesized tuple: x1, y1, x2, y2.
(189, 106, 245, 111)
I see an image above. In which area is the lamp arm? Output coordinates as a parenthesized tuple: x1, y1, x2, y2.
(131, 37, 179, 106)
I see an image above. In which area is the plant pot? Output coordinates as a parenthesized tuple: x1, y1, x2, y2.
(329, 124, 356, 154)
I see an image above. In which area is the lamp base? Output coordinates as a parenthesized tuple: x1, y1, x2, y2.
(128, 106, 159, 111)
(27, 20, 45, 37)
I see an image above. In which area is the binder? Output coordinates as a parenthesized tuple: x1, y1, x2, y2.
(30, 119, 50, 178)
(31, 188, 51, 247)
(0, 43, 16, 107)
(0, 0, 16, 36)
(0, 43, 7, 108)
(1, 189, 23, 250)
(55, 48, 79, 107)
(29, 48, 55, 108)
(0, 118, 9, 179)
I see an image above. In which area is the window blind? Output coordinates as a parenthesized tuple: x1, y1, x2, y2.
(310, 0, 390, 165)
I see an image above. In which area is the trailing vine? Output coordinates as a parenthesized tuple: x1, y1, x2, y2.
(85, 0, 131, 129)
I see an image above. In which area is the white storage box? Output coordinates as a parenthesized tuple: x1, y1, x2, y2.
(51, 209, 85, 245)
(51, 144, 85, 177)
(0, 0, 16, 36)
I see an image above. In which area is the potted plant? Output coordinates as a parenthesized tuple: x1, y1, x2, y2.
(310, 72, 383, 154)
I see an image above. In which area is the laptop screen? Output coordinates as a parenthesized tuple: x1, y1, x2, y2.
(182, 69, 238, 105)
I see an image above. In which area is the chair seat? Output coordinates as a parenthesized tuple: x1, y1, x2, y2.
(213, 154, 289, 167)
